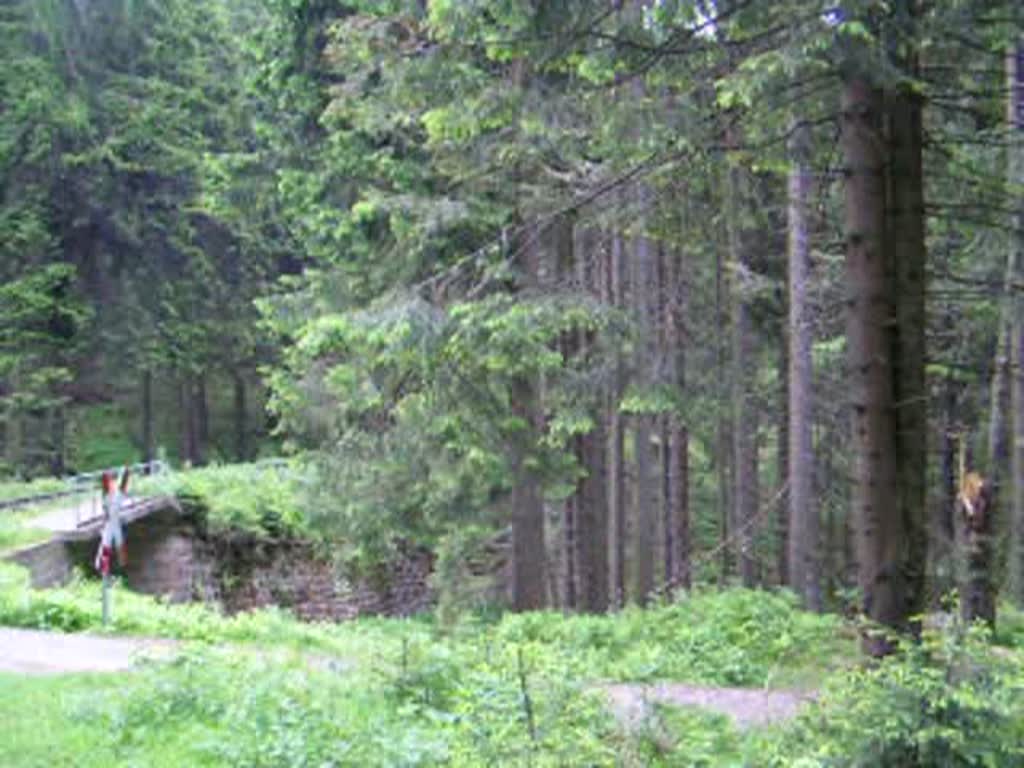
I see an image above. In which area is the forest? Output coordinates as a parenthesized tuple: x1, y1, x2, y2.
(2, 0, 1024, 765)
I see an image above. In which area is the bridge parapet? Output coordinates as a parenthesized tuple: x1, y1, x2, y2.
(1, 461, 171, 532)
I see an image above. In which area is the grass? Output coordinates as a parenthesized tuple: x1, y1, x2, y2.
(0, 477, 66, 502)
(3, 565, 1023, 766)
(0, 503, 60, 555)
(0, 559, 852, 686)
(0, 561, 861, 766)
(0, 672, 222, 768)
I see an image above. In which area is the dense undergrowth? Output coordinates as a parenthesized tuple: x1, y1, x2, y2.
(137, 461, 310, 539)
(3, 561, 1024, 766)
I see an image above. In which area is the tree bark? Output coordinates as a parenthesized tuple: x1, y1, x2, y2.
(842, 73, 904, 655)
(715, 239, 732, 583)
(787, 117, 821, 610)
(576, 225, 609, 613)
(608, 230, 628, 607)
(195, 375, 209, 466)
(885, 28, 928, 629)
(49, 405, 65, 476)
(932, 373, 958, 606)
(142, 369, 154, 464)
(727, 157, 758, 589)
(578, 408, 609, 613)
(776, 340, 789, 588)
(179, 375, 196, 466)
(658, 247, 673, 586)
(510, 376, 547, 611)
(665, 242, 691, 590)
(632, 187, 656, 605)
(233, 372, 247, 461)
(555, 214, 578, 610)
(1009, 38, 1024, 606)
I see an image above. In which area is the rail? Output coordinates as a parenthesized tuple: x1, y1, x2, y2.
(0, 461, 170, 527)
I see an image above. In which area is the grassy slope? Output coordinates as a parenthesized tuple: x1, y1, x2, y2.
(0, 673, 220, 768)
(3, 575, 1023, 766)
(0, 563, 856, 767)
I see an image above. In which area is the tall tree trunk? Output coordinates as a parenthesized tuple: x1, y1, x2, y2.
(776, 340, 789, 588)
(576, 225, 609, 613)
(49, 405, 65, 476)
(504, 57, 546, 612)
(714, 175, 733, 584)
(179, 375, 195, 466)
(564, 488, 578, 609)
(141, 369, 154, 464)
(842, 73, 904, 655)
(727, 157, 758, 589)
(665, 241, 691, 590)
(510, 378, 547, 611)
(932, 373, 958, 606)
(1008, 38, 1024, 607)
(195, 375, 209, 466)
(787, 117, 821, 610)
(715, 237, 732, 583)
(555, 214, 578, 610)
(578, 418, 609, 612)
(886, 22, 928, 628)
(822, 429, 837, 597)
(632, 188, 656, 605)
(633, 417, 654, 604)
(671, 424, 690, 589)
(608, 230, 628, 607)
(233, 372, 247, 461)
(988, 297, 1011, 488)
(657, 246, 673, 586)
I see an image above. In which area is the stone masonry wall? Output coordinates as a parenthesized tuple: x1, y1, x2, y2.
(7, 539, 73, 588)
(204, 535, 434, 620)
(5, 508, 434, 621)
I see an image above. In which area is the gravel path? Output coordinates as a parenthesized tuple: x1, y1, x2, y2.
(601, 682, 815, 730)
(0, 628, 176, 674)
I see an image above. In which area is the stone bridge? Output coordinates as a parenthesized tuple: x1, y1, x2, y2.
(8, 492, 198, 600)
(3, 464, 434, 618)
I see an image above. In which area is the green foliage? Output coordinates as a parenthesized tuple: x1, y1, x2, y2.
(0, 263, 89, 474)
(139, 461, 310, 539)
(633, 706, 743, 768)
(66, 404, 137, 471)
(755, 624, 1024, 767)
(490, 589, 847, 687)
(432, 524, 500, 629)
(0, 477, 65, 502)
(5, 569, 1024, 766)
(0, 560, 405, 656)
(267, 291, 623, 563)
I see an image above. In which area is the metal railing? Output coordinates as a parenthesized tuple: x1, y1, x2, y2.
(0, 460, 170, 527)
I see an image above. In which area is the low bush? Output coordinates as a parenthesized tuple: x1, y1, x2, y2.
(137, 460, 311, 539)
(755, 623, 1024, 767)
(6, 561, 1023, 766)
(491, 588, 847, 687)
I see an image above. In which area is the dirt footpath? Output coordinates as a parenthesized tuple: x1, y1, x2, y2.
(0, 627, 176, 674)
(601, 682, 815, 730)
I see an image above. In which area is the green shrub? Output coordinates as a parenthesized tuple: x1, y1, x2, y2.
(492, 589, 847, 687)
(137, 461, 310, 539)
(755, 624, 1024, 767)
